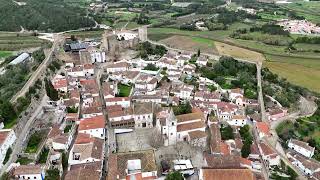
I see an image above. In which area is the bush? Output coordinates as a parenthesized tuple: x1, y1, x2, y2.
(3, 147, 12, 165)
(220, 125, 234, 140)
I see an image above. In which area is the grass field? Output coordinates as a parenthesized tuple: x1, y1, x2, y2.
(215, 41, 266, 63)
(265, 60, 320, 92)
(16, 157, 33, 165)
(25, 130, 47, 153)
(148, 27, 320, 92)
(65, 30, 104, 39)
(160, 35, 218, 54)
(281, 1, 320, 24)
(0, 51, 12, 58)
(0, 32, 48, 51)
(118, 84, 132, 97)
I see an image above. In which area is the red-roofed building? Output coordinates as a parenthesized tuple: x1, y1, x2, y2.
(79, 115, 105, 139)
(258, 142, 280, 167)
(255, 122, 271, 139)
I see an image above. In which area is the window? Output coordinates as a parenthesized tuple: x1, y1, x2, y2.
(142, 123, 147, 127)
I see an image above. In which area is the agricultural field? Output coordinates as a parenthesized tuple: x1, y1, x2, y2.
(65, 29, 104, 40)
(159, 35, 218, 54)
(281, 1, 320, 24)
(0, 32, 49, 51)
(215, 42, 266, 63)
(265, 59, 320, 93)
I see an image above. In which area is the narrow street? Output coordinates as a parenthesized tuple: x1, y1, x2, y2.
(0, 95, 48, 176)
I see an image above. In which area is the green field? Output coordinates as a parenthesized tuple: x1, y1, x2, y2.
(148, 26, 320, 92)
(65, 30, 104, 39)
(0, 51, 12, 58)
(25, 130, 47, 153)
(0, 32, 49, 51)
(281, 1, 320, 24)
(118, 84, 132, 97)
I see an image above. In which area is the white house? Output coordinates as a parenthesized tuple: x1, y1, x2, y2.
(0, 129, 16, 168)
(83, 64, 95, 77)
(288, 139, 315, 158)
(78, 115, 106, 139)
(81, 106, 103, 119)
(105, 97, 131, 108)
(196, 56, 208, 66)
(255, 122, 271, 139)
(133, 103, 153, 129)
(287, 151, 320, 176)
(80, 47, 106, 63)
(227, 115, 247, 127)
(229, 88, 244, 101)
(66, 66, 85, 78)
(68, 133, 104, 166)
(178, 85, 194, 100)
(175, 112, 207, 145)
(156, 109, 177, 146)
(259, 142, 280, 167)
(106, 62, 129, 73)
(12, 165, 45, 180)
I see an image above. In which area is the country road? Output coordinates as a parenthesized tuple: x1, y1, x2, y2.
(10, 34, 62, 103)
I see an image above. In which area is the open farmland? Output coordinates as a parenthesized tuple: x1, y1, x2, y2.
(0, 32, 49, 51)
(159, 35, 218, 54)
(265, 60, 320, 93)
(215, 42, 266, 63)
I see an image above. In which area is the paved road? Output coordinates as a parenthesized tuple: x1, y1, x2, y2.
(0, 95, 48, 176)
(10, 35, 62, 103)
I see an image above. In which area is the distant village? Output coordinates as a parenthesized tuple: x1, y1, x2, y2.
(0, 26, 319, 180)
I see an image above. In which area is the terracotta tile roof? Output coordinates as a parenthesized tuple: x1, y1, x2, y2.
(210, 124, 222, 154)
(176, 112, 204, 123)
(240, 158, 252, 166)
(107, 62, 129, 69)
(13, 165, 42, 175)
(79, 115, 105, 130)
(256, 122, 271, 136)
(204, 154, 242, 169)
(259, 142, 276, 156)
(250, 143, 260, 155)
(220, 142, 230, 155)
(66, 161, 102, 180)
(83, 63, 94, 69)
(0, 129, 11, 145)
(115, 150, 157, 179)
(106, 105, 123, 112)
(292, 152, 320, 171)
(73, 137, 104, 160)
(230, 88, 243, 94)
(105, 97, 130, 102)
(66, 113, 79, 122)
(52, 134, 68, 144)
(53, 79, 67, 89)
(133, 102, 153, 115)
(177, 121, 206, 132)
(107, 154, 118, 180)
(188, 130, 207, 140)
(48, 125, 62, 139)
(201, 168, 255, 180)
(75, 133, 94, 144)
(82, 106, 103, 115)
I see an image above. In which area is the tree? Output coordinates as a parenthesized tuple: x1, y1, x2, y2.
(62, 152, 68, 171)
(197, 49, 201, 57)
(45, 78, 59, 101)
(45, 168, 60, 180)
(241, 141, 251, 158)
(220, 125, 234, 140)
(166, 171, 184, 180)
(0, 101, 17, 122)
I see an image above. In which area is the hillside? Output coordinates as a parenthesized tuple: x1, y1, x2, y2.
(0, 0, 95, 32)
